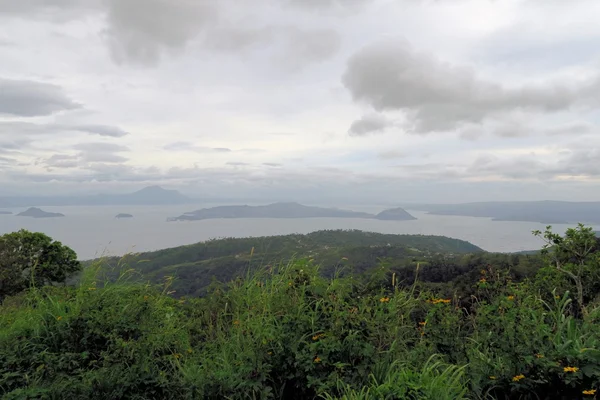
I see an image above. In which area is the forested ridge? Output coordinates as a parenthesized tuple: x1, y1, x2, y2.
(1, 226, 600, 399)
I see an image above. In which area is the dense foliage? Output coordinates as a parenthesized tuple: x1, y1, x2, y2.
(0, 230, 81, 302)
(1, 226, 599, 399)
(93, 230, 483, 297)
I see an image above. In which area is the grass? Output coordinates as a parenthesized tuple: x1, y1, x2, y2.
(1, 255, 600, 399)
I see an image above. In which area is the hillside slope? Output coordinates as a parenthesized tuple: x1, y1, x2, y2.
(93, 230, 482, 297)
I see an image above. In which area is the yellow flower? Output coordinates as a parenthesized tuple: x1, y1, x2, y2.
(512, 374, 525, 382)
(536, 353, 544, 358)
(267, 351, 272, 355)
(56, 316, 63, 321)
(288, 282, 293, 287)
(507, 296, 515, 300)
(489, 376, 496, 380)
(380, 297, 390, 303)
(312, 333, 324, 341)
(479, 278, 487, 283)
(233, 320, 240, 326)
(88, 287, 96, 291)
(187, 349, 193, 354)
(564, 366, 579, 373)
(418, 321, 427, 326)
(314, 357, 321, 363)
(341, 257, 349, 261)
(583, 389, 597, 395)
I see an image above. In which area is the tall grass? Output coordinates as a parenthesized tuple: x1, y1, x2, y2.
(1, 258, 599, 399)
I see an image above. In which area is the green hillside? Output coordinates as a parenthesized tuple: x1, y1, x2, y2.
(93, 230, 483, 297)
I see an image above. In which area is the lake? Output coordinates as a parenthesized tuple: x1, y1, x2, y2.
(0, 204, 591, 259)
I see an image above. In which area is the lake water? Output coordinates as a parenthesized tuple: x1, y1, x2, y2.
(0, 204, 591, 259)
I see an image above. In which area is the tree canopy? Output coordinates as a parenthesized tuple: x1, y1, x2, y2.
(0, 230, 81, 300)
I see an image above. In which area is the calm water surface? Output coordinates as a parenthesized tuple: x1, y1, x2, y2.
(0, 204, 590, 259)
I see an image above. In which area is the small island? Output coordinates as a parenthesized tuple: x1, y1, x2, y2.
(168, 202, 416, 222)
(375, 207, 417, 221)
(16, 207, 65, 219)
(0, 211, 12, 215)
(115, 213, 134, 219)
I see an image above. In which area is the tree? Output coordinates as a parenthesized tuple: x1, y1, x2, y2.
(0, 230, 81, 301)
(534, 224, 600, 316)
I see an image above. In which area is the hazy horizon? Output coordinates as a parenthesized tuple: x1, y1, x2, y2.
(2, 1, 600, 203)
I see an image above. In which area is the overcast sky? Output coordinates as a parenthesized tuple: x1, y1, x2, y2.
(1, 0, 599, 203)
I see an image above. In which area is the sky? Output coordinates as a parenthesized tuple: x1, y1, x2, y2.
(1, 0, 600, 203)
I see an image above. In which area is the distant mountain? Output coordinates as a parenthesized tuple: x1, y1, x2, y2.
(169, 202, 376, 221)
(0, 211, 11, 215)
(16, 207, 64, 218)
(0, 186, 192, 207)
(406, 201, 600, 224)
(375, 207, 417, 221)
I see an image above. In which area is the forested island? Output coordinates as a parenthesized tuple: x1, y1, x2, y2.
(15, 207, 64, 218)
(407, 201, 600, 224)
(168, 202, 416, 221)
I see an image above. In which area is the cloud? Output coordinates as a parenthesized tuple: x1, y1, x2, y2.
(69, 124, 129, 138)
(226, 162, 250, 166)
(348, 113, 391, 136)
(163, 141, 231, 152)
(278, 28, 341, 70)
(72, 142, 129, 164)
(41, 153, 79, 169)
(378, 150, 406, 160)
(263, 162, 282, 167)
(342, 40, 600, 134)
(0, 121, 129, 139)
(105, 0, 217, 65)
(0, 0, 99, 19)
(0, 78, 80, 117)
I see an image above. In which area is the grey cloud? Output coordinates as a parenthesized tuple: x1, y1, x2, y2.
(342, 40, 600, 134)
(42, 154, 79, 169)
(0, 0, 99, 19)
(226, 162, 250, 166)
(0, 78, 80, 117)
(73, 143, 129, 152)
(285, 0, 371, 10)
(279, 28, 341, 70)
(378, 150, 406, 160)
(204, 26, 274, 52)
(105, 0, 217, 65)
(348, 114, 391, 136)
(163, 141, 231, 152)
(70, 124, 129, 138)
(72, 142, 129, 164)
(263, 162, 282, 167)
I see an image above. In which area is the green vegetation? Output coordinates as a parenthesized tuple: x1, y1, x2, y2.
(93, 230, 483, 297)
(0, 230, 80, 302)
(1, 225, 600, 399)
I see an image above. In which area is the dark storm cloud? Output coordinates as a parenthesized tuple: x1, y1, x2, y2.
(0, 78, 80, 117)
(342, 40, 600, 134)
(348, 114, 391, 136)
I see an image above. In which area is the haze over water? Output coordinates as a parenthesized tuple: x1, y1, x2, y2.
(1, 204, 591, 259)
